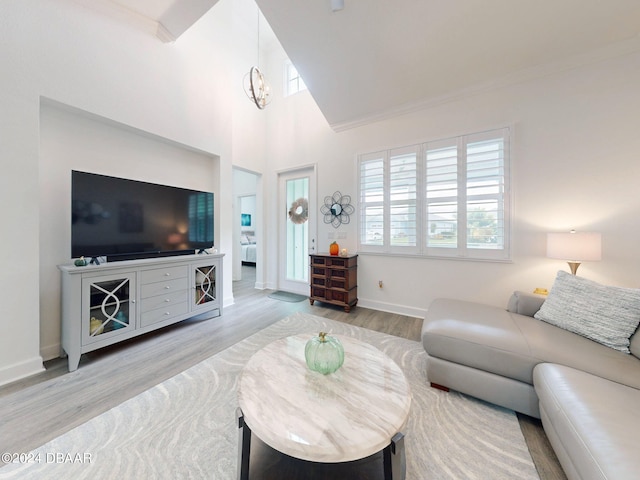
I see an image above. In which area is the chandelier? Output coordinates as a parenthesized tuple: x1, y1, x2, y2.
(243, 8, 271, 110)
(243, 66, 271, 109)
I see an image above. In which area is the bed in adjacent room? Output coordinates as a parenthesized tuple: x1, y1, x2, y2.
(240, 232, 256, 265)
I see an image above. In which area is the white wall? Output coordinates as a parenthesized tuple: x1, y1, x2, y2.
(263, 48, 640, 316)
(0, 0, 267, 384)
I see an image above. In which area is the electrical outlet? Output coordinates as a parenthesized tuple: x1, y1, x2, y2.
(327, 232, 335, 239)
(337, 231, 347, 239)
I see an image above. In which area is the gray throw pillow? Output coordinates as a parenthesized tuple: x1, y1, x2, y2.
(534, 271, 640, 353)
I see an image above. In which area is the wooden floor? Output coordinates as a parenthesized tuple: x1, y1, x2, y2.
(0, 266, 565, 479)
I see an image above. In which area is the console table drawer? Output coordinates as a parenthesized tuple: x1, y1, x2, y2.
(311, 276, 327, 287)
(140, 301, 189, 328)
(140, 290, 188, 313)
(140, 278, 186, 298)
(140, 266, 188, 284)
(327, 288, 357, 305)
(311, 266, 327, 276)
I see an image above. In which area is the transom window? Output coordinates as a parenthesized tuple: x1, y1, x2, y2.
(284, 61, 307, 96)
(358, 128, 510, 261)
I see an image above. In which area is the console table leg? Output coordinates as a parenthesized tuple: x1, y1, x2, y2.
(68, 351, 81, 372)
(383, 432, 406, 480)
(236, 408, 251, 480)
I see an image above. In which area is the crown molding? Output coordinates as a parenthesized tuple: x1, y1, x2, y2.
(156, 22, 177, 43)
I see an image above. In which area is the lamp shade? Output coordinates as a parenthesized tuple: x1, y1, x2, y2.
(546, 232, 602, 262)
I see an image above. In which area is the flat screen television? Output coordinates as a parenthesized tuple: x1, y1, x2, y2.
(71, 170, 214, 261)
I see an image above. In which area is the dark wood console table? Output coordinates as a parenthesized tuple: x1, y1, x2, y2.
(309, 253, 358, 312)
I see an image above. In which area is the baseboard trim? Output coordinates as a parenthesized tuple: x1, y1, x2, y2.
(40, 343, 62, 362)
(357, 298, 426, 319)
(223, 294, 235, 309)
(0, 356, 45, 387)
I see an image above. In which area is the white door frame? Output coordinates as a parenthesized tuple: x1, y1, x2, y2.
(278, 165, 317, 294)
(232, 167, 262, 288)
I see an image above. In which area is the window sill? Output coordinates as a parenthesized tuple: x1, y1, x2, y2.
(355, 250, 513, 264)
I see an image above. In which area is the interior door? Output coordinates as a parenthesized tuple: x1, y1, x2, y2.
(278, 166, 316, 294)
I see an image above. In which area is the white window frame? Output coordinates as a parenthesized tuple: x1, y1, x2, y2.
(358, 127, 511, 261)
(284, 60, 307, 97)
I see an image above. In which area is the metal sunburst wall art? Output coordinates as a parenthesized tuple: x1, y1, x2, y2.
(321, 191, 355, 228)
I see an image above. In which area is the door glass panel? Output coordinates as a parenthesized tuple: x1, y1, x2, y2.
(286, 177, 309, 283)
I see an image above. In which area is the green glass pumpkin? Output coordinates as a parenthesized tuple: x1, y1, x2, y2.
(74, 256, 88, 267)
(305, 332, 344, 374)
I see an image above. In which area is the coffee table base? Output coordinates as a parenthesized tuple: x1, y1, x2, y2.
(236, 408, 406, 480)
(237, 408, 252, 480)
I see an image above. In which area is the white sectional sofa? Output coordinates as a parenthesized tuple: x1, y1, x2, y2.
(422, 272, 640, 479)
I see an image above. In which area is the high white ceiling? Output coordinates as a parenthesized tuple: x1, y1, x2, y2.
(108, 0, 640, 131)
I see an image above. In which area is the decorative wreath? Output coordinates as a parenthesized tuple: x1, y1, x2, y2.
(288, 197, 309, 224)
(321, 191, 355, 228)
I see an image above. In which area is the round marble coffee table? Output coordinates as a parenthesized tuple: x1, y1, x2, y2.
(236, 334, 411, 479)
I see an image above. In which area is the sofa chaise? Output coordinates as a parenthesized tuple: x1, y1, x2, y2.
(422, 271, 640, 479)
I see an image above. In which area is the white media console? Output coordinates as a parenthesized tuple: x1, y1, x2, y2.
(58, 253, 224, 371)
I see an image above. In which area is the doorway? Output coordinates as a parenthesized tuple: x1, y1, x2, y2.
(232, 168, 260, 284)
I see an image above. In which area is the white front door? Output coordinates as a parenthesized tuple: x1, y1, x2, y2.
(278, 166, 316, 294)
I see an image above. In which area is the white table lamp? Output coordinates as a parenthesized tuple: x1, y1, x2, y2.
(547, 230, 601, 275)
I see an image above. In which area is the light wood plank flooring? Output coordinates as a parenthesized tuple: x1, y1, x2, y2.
(0, 266, 565, 479)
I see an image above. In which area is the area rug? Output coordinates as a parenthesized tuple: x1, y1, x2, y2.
(267, 290, 308, 303)
(0, 312, 538, 479)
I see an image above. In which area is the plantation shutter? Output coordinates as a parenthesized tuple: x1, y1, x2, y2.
(389, 146, 419, 252)
(425, 139, 459, 254)
(359, 153, 385, 250)
(465, 129, 509, 257)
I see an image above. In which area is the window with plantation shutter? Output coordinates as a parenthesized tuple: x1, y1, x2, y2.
(424, 128, 509, 259)
(358, 127, 510, 260)
(425, 141, 458, 251)
(465, 131, 507, 253)
(359, 153, 385, 248)
(389, 147, 419, 252)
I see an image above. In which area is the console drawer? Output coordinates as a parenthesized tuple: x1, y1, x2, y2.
(140, 266, 188, 285)
(140, 301, 189, 328)
(139, 290, 188, 313)
(140, 278, 186, 299)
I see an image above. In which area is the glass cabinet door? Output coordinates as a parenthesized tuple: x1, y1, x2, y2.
(193, 264, 217, 310)
(82, 273, 136, 344)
